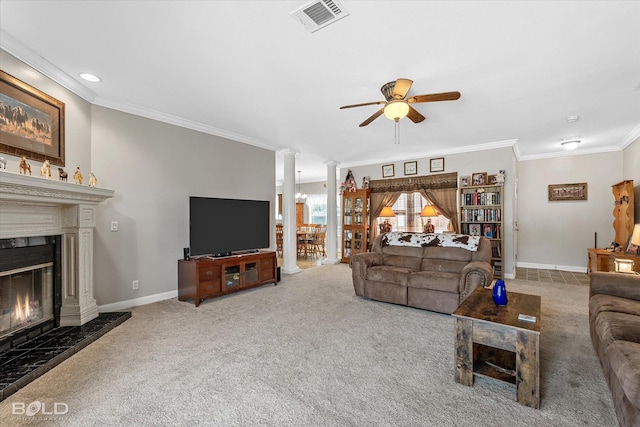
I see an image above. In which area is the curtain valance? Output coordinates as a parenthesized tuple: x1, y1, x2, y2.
(368, 172, 458, 193)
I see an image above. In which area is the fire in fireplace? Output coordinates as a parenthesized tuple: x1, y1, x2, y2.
(1, 263, 54, 339)
(0, 237, 61, 347)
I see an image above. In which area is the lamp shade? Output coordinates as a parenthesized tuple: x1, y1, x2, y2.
(631, 224, 640, 246)
(420, 205, 439, 217)
(379, 206, 396, 217)
(383, 100, 410, 121)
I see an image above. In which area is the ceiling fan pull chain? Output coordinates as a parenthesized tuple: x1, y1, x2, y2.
(394, 119, 400, 144)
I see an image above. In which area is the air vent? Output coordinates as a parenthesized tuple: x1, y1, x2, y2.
(291, 0, 350, 33)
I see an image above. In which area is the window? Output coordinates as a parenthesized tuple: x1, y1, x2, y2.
(379, 193, 450, 233)
(306, 194, 327, 225)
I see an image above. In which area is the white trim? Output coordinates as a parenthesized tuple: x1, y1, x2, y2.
(517, 261, 587, 274)
(620, 123, 640, 149)
(0, 30, 97, 103)
(92, 97, 283, 152)
(98, 290, 178, 312)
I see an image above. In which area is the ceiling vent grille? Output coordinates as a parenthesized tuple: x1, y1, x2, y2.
(291, 0, 350, 33)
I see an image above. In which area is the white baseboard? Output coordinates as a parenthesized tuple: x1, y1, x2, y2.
(98, 290, 178, 312)
(516, 261, 587, 274)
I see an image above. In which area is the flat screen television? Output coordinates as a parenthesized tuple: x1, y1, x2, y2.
(189, 196, 270, 257)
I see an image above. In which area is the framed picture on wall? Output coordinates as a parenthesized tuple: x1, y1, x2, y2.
(430, 157, 444, 172)
(382, 164, 395, 178)
(548, 183, 588, 201)
(404, 161, 417, 175)
(0, 70, 65, 165)
(459, 175, 471, 187)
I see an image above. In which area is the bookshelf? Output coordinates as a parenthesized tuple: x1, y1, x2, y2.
(460, 184, 503, 279)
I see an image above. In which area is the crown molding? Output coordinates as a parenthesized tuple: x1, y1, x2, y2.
(517, 145, 621, 161)
(619, 123, 640, 149)
(0, 30, 97, 103)
(340, 139, 517, 169)
(92, 97, 282, 152)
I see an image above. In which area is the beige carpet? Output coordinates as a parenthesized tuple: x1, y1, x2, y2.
(0, 264, 616, 426)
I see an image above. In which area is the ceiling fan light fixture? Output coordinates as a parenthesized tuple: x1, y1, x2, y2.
(384, 100, 409, 121)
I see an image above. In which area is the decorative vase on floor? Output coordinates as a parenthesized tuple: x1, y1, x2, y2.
(492, 279, 508, 306)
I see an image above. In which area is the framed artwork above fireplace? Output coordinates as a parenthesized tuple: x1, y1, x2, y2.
(0, 70, 65, 166)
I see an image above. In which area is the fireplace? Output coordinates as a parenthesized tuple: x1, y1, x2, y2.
(0, 170, 114, 329)
(0, 237, 61, 347)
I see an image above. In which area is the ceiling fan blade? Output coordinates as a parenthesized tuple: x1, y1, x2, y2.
(406, 106, 425, 123)
(359, 108, 384, 127)
(340, 100, 386, 109)
(407, 91, 461, 104)
(392, 78, 413, 99)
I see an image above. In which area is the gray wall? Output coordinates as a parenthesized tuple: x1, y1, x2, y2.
(518, 151, 623, 270)
(91, 106, 275, 307)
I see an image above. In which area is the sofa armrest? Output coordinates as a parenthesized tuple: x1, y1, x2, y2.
(459, 261, 494, 302)
(589, 271, 640, 302)
(350, 252, 383, 296)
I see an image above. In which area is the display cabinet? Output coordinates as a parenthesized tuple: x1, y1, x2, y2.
(460, 184, 504, 279)
(341, 189, 370, 263)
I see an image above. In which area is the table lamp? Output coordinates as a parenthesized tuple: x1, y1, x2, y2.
(420, 205, 439, 233)
(630, 224, 640, 255)
(379, 206, 395, 233)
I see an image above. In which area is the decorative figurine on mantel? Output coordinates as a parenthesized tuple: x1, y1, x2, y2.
(73, 166, 83, 184)
(19, 156, 31, 175)
(40, 160, 51, 179)
(58, 167, 68, 181)
(88, 172, 98, 187)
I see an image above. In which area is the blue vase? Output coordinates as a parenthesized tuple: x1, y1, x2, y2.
(492, 280, 508, 306)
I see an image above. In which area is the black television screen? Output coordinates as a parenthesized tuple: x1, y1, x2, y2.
(189, 197, 270, 257)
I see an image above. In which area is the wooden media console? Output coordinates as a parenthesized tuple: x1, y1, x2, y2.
(178, 251, 277, 307)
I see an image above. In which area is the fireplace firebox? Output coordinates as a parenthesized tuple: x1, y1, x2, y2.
(0, 237, 61, 349)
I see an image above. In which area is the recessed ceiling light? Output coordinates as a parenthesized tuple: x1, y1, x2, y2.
(565, 115, 579, 123)
(79, 73, 101, 83)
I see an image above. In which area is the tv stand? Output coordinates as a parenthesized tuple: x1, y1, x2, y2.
(178, 250, 277, 307)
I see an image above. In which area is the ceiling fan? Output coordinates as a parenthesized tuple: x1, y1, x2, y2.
(339, 78, 461, 127)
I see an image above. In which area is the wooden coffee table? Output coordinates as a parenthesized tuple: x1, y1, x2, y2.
(452, 287, 541, 408)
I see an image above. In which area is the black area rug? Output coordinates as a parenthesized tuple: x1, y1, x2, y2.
(0, 312, 130, 401)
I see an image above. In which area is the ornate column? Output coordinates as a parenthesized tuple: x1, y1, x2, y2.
(323, 160, 340, 264)
(281, 149, 301, 274)
(59, 204, 99, 326)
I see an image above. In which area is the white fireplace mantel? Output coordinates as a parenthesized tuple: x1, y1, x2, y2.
(0, 170, 115, 326)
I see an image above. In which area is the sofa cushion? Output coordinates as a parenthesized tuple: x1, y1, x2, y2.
(606, 340, 640, 410)
(590, 294, 640, 321)
(421, 257, 469, 274)
(423, 246, 472, 262)
(366, 265, 415, 286)
(382, 253, 423, 270)
(595, 311, 640, 348)
(407, 270, 460, 293)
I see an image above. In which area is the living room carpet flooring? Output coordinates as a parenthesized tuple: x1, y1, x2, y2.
(0, 264, 616, 426)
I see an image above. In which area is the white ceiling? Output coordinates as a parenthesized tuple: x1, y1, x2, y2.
(1, 1, 639, 184)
